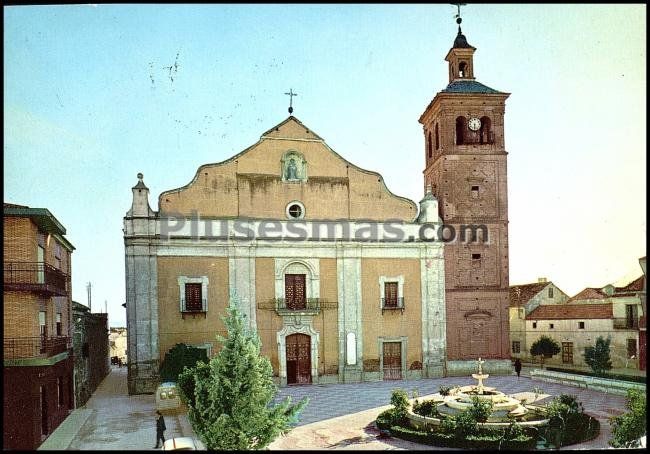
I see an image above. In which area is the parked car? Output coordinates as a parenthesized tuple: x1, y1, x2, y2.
(155, 382, 181, 411)
(162, 437, 205, 450)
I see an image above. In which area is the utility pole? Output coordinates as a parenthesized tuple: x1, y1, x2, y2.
(86, 282, 92, 312)
(104, 299, 108, 314)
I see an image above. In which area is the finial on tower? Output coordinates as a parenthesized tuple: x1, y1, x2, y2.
(285, 88, 298, 115)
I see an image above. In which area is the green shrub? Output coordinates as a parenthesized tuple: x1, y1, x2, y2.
(390, 388, 410, 419)
(439, 385, 453, 396)
(376, 408, 398, 430)
(541, 394, 599, 447)
(159, 343, 209, 382)
(412, 399, 440, 418)
(454, 411, 478, 437)
(609, 388, 646, 448)
(468, 396, 494, 423)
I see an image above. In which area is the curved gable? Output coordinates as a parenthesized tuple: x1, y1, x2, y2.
(159, 117, 417, 222)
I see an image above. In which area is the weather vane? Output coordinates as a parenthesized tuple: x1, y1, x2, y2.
(285, 88, 298, 114)
(451, 3, 466, 26)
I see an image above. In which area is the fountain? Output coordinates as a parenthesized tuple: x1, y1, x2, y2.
(407, 358, 550, 428)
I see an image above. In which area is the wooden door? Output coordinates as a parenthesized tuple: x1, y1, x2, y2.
(562, 342, 573, 364)
(286, 333, 311, 384)
(41, 385, 48, 435)
(383, 342, 402, 380)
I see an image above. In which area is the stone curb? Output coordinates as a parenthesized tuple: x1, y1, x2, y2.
(37, 408, 93, 450)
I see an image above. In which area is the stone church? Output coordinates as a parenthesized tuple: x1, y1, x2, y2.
(124, 22, 511, 394)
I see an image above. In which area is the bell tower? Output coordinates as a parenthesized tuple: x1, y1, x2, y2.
(419, 11, 511, 371)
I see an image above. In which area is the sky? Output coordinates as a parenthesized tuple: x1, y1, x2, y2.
(4, 4, 646, 327)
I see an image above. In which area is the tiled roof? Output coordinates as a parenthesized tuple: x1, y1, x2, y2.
(441, 80, 503, 94)
(509, 282, 549, 307)
(566, 287, 608, 303)
(614, 275, 644, 294)
(527, 303, 612, 320)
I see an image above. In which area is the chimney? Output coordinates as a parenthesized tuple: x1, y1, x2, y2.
(538, 277, 547, 283)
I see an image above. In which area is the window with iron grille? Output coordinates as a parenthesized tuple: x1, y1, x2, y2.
(512, 341, 520, 354)
(56, 313, 62, 336)
(627, 339, 637, 358)
(384, 282, 398, 308)
(285, 274, 306, 310)
(184, 283, 203, 312)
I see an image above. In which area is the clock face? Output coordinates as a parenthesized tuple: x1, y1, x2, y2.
(468, 117, 481, 131)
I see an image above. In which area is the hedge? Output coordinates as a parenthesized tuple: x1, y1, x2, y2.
(545, 367, 646, 384)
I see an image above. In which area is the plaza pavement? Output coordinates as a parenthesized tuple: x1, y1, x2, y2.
(41, 364, 632, 450)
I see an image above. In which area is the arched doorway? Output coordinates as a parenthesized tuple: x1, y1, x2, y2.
(286, 333, 311, 385)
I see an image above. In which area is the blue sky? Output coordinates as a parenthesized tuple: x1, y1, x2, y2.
(4, 4, 646, 327)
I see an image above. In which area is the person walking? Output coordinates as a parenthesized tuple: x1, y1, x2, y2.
(154, 410, 166, 449)
(514, 358, 522, 379)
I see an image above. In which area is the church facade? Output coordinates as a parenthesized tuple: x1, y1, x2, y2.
(123, 22, 511, 394)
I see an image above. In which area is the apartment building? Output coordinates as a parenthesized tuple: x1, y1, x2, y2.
(3, 203, 75, 450)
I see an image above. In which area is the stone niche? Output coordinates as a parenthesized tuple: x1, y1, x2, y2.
(281, 150, 307, 182)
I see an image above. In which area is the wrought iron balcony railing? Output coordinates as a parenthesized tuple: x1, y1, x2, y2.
(275, 298, 321, 315)
(381, 297, 405, 314)
(180, 298, 207, 313)
(3, 261, 68, 296)
(3, 336, 71, 360)
(612, 318, 639, 329)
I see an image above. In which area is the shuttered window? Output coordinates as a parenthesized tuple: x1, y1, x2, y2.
(184, 283, 203, 312)
(384, 282, 398, 308)
(285, 274, 306, 310)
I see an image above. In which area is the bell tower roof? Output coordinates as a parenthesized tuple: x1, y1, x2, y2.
(453, 26, 475, 50)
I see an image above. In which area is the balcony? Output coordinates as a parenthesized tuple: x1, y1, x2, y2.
(4, 336, 71, 360)
(275, 298, 321, 316)
(181, 298, 207, 319)
(3, 262, 68, 296)
(381, 297, 405, 314)
(613, 318, 639, 330)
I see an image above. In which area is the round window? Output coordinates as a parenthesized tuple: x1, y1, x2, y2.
(286, 201, 305, 219)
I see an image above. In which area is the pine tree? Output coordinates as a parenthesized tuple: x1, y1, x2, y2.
(583, 336, 613, 376)
(178, 305, 308, 450)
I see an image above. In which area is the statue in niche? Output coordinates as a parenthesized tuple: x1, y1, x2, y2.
(281, 151, 307, 182)
(286, 158, 298, 180)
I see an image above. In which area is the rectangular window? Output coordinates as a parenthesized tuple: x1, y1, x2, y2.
(626, 305, 638, 328)
(548, 287, 554, 298)
(57, 377, 64, 406)
(512, 341, 520, 354)
(562, 342, 573, 363)
(184, 283, 203, 312)
(532, 322, 537, 329)
(285, 274, 306, 310)
(549, 323, 554, 329)
(54, 243, 62, 269)
(384, 282, 398, 308)
(627, 339, 637, 358)
(56, 313, 62, 336)
(471, 253, 481, 260)
(470, 185, 479, 199)
(578, 321, 585, 329)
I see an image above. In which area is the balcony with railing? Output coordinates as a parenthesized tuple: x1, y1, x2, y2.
(381, 297, 405, 314)
(180, 298, 207, 318)
(4, 336, 72, 360)
(613, 318, 640, 329)
(3, 262, 68, 296)
(275, 298, 321, 315)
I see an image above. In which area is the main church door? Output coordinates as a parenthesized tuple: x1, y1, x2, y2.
(286, 333, 311, 385)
